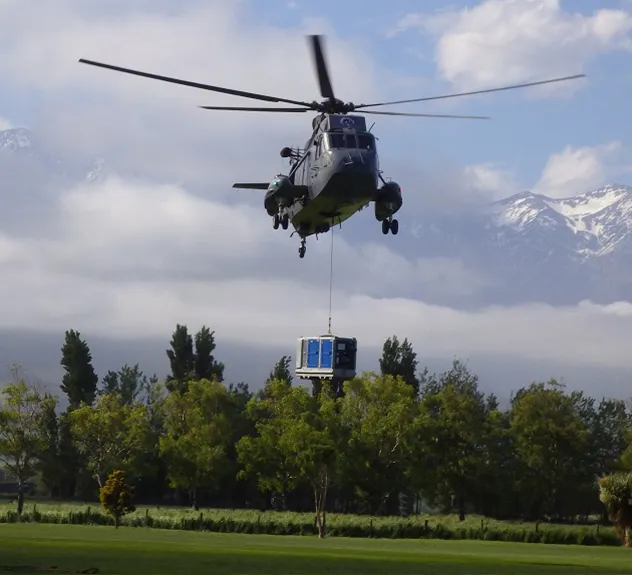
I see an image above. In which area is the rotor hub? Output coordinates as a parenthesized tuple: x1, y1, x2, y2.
(315, 98, 356, 114)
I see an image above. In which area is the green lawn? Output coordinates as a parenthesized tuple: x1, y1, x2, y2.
(0, 524, 631, 575)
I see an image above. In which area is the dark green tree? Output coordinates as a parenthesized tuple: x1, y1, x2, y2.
(194, 326, 225, 382)
(101, 370, 119, 396)
(416, 361, 497, 520)
(509, 380, 589, 520)
(166, 324, 195, 393)
(595, 398, 631, 473)
(220, 382, 257, 508)
(60, 329, 98, 409)
(379, 335, 419, 395)
(58, 330, 98, 498)
(38, 396, 63, 498)
(267, 356, 293, 386)
(57, 410, 79, 498)
(340, 373, 418, 516)
(99, 364, 147, 405)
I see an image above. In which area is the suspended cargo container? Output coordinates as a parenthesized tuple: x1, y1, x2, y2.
(295, 335, 357, 381)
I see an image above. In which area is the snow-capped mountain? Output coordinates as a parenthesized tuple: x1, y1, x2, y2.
(491, 185, 632, 261)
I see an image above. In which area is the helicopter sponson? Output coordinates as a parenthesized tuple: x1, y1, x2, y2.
(374, 181, 403, 222)
(263, 175, 305, 216)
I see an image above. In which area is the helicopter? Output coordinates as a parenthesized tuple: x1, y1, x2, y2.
(78, 35, 585, 258)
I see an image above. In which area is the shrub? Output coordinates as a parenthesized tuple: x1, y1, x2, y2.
(0, 502, 620, 546)
(99, 470, 135, 528)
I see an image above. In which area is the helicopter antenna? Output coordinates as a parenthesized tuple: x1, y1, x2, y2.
(368, 122, 375, 132)
(327, 226, 335, 335)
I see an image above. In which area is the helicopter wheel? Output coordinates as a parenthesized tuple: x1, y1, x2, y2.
(273, 214, 280, 230)
(298, 246, 306, 258)
(391, 219, 399, 235)
(281, 214, 289, 230)
(381, 219, 390, 235)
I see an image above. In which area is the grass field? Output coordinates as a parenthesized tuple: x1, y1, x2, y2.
(0, 523, 631, 575)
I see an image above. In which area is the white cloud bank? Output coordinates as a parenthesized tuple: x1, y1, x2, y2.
(532, 141, 632, 198)
(0, 176, 631, 372)
(462, 140, 632, 201)
(393, 0, 632, 92)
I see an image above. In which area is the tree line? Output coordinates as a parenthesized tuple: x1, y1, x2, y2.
(1, 325, 631, 535)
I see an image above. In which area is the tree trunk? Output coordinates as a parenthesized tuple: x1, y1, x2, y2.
(314, 489, 325, 538)
(458, 494, 466, 521)
(624, 526, 632, 548)
(115, 515, 120, 529)
(16, 480, 24, 515)
(314, 468, 329, 539)
(191, 485, 199, 511)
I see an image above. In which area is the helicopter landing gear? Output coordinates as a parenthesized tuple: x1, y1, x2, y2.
(381, 217, 399, 235)
(273, 213, 290, 230)
(298, 237, 307, 259)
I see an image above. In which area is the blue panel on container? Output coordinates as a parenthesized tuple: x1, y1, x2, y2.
(306, 338, 320, 368)
(320, 339, 333, 369)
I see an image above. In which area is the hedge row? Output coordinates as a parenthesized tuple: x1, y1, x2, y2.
(0, 505, 621, 546)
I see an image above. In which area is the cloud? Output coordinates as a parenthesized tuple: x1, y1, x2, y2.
(462, 163, 521, 201)
(0, 174, 630, 373)
(382, 141, 627, 213)
(532, 141, 632, 198)
(0, 176, 490, 299)
(393, 0, 632, 91)
(0, 117, 12, 131)
(444, 142, 632, 202)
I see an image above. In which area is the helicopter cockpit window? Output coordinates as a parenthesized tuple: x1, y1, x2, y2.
(326, 133, 348, 149)
(357, 134, 375, 151)
(326, 133, 375, 150)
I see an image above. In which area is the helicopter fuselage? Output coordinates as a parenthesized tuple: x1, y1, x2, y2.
(270, 113, 402, 239)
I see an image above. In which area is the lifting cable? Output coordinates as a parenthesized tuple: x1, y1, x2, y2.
(327, 226, 335, 335)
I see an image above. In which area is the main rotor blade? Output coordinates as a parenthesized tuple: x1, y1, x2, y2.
(355, 74, 586, 109)
(199, 105, 311, 112)
(362, 110, 489, 119)
(78, 58, 314, 108)
(308, 35, 335, 100)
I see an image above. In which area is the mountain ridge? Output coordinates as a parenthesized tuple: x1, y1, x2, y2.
(490, 184, 632, 261)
